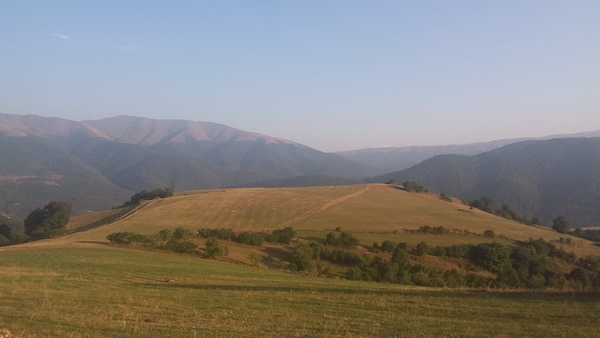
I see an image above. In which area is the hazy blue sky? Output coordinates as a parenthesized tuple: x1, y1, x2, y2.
(1, 1, 599, 151)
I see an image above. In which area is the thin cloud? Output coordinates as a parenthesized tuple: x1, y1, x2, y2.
(52, 33, 71, 40)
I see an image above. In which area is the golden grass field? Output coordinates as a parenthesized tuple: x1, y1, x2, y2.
(2, 184, 599, 337)
(49, 184, 600, 257)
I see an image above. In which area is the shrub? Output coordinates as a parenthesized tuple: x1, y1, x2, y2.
(483, 230, 495, 238)
(198, 228, 236, 241)
(469, 242, 510, 274)
(552, 216, 571, 234)
(380, 240, 396, 252)
(124, 187, 174, 206)
(164, 239, 197, 254)
(324, 231, 359, 248)
(439, 193, 452, 202)
(418, 225, 448, 234)
(173, 227, 193, 240)
(403, 181, 427, 193)
(289, 245, 315, 271)
(107, 232, 151, 245)
(248, 252, 263, 267)
(414, 241, 430, 256)
(268, 227, 296, 244)
(205, 237, 228, 258)
(236, 232, 264, 246)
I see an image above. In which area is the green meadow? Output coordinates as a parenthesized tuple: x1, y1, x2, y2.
(2, 184, 600, 337)
(1, 247, 599, 337)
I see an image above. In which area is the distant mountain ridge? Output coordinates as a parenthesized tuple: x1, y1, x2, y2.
(337, 130, 600, 174)
(0, 112, 373, 218)
(0, 113, 300, 147)
(371, 137, 600, 227)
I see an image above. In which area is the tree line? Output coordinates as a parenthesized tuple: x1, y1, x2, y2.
(0, 187, 175, 247)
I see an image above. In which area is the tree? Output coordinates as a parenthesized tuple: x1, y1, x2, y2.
(470, 196, 496, 214)
(391, 247, 410, 268)
(173, 227, 192, 240)
(0, 222, 12, 241)
(380, 240, 396, 252)
(403, 181, 427, 193)
(415, 241, 430, 256)
(552, 216, 570, 234)
(24, 201, 72, 238)
(469, 242, 510, 274)
(205, 237, 227, 258)
(289, 245, 315, 271)
(483, 230, 495, 238)
(325, 232, 338, 245)
(124, 187, 174, 205)
(269, 227, 296, 244)
(439, 193, 452, 202)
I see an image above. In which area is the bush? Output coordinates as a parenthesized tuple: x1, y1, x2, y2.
(469, 242, 510, 274)
(236, 232, 264, 246)
(205, 237, 228, 258)
(380, 240, 396, 252)
(418, 225, 448, 234)
(107, 232, 151, 245)
(289, 245, 315, 271)
(439, 193, 452, 202)
(198, 228, 236, 241)
(24, 201, 72, 238)
(124, 187, 174, 206)
(552, 216, 571, 234)
(414, 241, 430, 256)
(173, 227, 193, 240)
(163, 239, 197, 254)
(324, 231, 359, 248)
(483, 230, 495, 238)
(391, 247, 410, 267)
(403, 181, 427, 193)
(268, 227, 296, 244)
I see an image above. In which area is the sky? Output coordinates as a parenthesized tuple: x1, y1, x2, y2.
(1, 1, 599, 152)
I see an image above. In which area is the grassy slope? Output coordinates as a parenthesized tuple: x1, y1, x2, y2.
(60, 184, 599, 257)
(1, 247, 599, 337)
(2, 184, 600, 336)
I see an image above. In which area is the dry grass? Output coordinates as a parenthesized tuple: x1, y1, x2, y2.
(39, 184, 598, 258)
(1, 247, 599, 337)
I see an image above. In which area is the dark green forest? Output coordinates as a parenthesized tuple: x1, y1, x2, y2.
(373, 138, 600, 227)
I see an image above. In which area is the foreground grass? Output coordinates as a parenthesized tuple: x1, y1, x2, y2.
(1, 247, 599, 337)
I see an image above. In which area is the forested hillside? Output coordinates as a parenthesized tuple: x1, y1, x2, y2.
(372, 138, 600, 227)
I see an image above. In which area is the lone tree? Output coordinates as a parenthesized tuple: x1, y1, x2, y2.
(24, 201, 72, 238)
(205, 237, 228, 258)
(552, 216, 571, 234)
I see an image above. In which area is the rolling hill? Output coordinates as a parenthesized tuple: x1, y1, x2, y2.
(0, 112, 373, 218)
(371, 138, 600, 227)
(2, 184, 599, 336)
(39, 184, 600, 258)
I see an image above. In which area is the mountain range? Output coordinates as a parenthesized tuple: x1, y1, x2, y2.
(0, 113, 372, 218)
(2, 112, 600, 228)
(336, 130, 600, 174)
(370, 137, 600, 227)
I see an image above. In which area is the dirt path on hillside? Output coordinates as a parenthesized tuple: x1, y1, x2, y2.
(279, 185, 370, 228)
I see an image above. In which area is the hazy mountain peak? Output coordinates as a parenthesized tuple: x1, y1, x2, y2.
(0, 112, 109, 139)
(82, 115, 299, 146)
